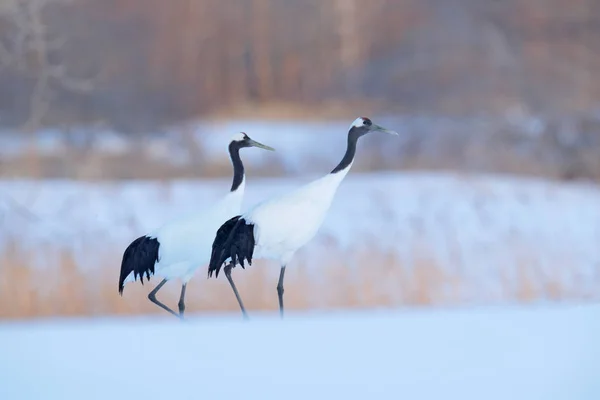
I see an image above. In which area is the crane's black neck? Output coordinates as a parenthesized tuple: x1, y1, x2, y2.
(228, 142, 245, 192)
(331, 129, 361, 174)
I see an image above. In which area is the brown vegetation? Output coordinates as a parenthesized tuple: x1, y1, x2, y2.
(1, 1, 600, 131)
(1, 239, 597, 320)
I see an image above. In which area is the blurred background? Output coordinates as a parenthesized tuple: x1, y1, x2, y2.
(1, 0, 599, 320)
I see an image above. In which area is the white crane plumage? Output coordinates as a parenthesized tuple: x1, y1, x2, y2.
(118, 132, 274, 318)
(208, 117, 397, 318)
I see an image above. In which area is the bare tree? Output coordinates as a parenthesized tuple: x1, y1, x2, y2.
(0, 0, 96, 132)
(334, 0, 360, 94)
(251, 0, 273, 102)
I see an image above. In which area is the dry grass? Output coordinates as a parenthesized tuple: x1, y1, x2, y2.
(1, 240, 598, 321)
(209, 100, 384, 121)
(2, 145, 591, 182)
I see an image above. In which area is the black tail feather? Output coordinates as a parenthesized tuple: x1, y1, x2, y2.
(118, 235, 160, 295)
(208, 216, 256, 279)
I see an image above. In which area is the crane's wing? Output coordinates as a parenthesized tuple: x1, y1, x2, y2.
(208, 215, 255, 278)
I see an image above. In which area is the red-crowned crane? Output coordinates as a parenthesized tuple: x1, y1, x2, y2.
(208, 117, 397, 319)
(118, 132, 275, 319)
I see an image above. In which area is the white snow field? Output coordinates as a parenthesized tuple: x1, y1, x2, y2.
(1, 171, 600, 304)
(0, 303, 599, 400)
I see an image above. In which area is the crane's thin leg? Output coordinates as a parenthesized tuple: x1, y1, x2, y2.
(148, 279, 179, 318)
(224, 263, 249, 320)
(178, 283, 187, 318)
(277, 265, 286, 319)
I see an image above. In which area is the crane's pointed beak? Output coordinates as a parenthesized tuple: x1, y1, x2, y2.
(248, 138, 275, 151)
(370, 123, 398, 136)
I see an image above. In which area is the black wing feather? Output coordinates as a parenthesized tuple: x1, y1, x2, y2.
(208, 216, 256, 279)
(118, 235, 160, 295)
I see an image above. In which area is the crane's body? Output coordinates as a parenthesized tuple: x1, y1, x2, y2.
(118, 133, 274, 319)
(248, 164, 352, 265)
(120, 184, 245, 285)
(208, 117, 397, 318)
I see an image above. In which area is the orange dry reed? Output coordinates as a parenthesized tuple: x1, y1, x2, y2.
(1, 239, 598, 320)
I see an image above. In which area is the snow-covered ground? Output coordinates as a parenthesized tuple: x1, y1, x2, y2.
(193, 117, 408, 173)
(1, 171, 600, 304)
(0, 114, 550, 177)
(0, 303, 598, 400)
(0, 118, 400, 174)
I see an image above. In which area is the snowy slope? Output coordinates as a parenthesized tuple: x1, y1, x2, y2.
(0, 304, 599, 400)
(2, 172, 599, 269)
(0, 116, 405, 175)
(1, 172, 600, 306)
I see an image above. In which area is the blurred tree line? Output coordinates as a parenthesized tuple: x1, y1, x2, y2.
(1, 0, 600, 133)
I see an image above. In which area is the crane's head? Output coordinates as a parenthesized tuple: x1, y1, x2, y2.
(349, 117, 398, 137)
(230, 132, 275, 151)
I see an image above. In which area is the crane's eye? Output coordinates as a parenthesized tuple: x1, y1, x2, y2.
(362, 118, 372, 126)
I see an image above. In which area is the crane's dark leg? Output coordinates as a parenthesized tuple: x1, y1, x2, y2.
(178, 283, 187, 318)
(147, 279, 179, 318)
(224, 263, 249, 320)
(277, 265, 286, 318)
